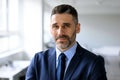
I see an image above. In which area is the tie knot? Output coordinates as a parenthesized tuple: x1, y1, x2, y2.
(59, 53, 66, 60)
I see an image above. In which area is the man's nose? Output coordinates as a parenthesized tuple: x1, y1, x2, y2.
(58, 27, 64, 35)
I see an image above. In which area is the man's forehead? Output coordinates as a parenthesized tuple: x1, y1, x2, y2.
(51, 13, 73, 19)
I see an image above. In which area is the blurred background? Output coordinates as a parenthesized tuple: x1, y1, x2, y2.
(0, 0, 120, 80)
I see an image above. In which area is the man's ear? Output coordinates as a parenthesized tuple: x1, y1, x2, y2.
(76, 23, 80, 33)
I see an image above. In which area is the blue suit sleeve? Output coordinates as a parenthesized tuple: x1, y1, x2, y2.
(25, 54, 38, 80)
(90, 56, 107, 80)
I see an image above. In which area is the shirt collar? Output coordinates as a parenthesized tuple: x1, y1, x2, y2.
(56, 42, 77, 62)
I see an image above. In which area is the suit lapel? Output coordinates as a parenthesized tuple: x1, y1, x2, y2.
(48, 48, 56, 80)
(64, 44, 83, 80)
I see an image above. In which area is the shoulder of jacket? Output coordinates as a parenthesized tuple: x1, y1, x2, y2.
(34, 48, 55, 57)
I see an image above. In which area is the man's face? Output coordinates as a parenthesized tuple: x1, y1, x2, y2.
(50, 13, 80, 51)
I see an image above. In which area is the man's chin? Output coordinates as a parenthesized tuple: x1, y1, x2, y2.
(56, 43, 69, 49)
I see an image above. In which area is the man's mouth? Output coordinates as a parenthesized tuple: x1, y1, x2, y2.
(56, 35, 69, 41)
(57, 38, 67, 41)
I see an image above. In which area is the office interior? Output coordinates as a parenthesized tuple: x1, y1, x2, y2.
(0, 0, 120, 80)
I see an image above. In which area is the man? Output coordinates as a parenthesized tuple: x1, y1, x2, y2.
(26, 4, 107, 80)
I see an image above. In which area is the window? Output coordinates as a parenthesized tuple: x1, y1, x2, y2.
(0, 0, 23, 54)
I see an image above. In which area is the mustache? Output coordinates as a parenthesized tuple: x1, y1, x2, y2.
(55, 35, 69, 40)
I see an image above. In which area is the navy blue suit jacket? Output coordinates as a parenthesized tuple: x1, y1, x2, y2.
(26, 43, 107, 80)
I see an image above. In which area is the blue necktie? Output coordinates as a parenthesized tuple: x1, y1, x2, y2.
(57, 53, 66, 80)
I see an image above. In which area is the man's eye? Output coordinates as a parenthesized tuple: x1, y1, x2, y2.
(65, 24, 70, 27)
(63, 24, 70, 28)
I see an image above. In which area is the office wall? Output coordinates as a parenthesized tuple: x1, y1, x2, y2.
(23, 0, 43, 58)
(77, 14, 120, 49)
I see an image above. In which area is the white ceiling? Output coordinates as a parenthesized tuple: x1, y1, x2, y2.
(44, 0, 120, 14)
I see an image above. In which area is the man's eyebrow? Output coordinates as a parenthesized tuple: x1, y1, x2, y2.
(51, 23, 71, 26)
(63, 23, 71, 25)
